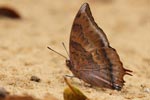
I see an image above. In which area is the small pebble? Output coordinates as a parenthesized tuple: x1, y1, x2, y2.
(144, 88, 150, 93)
(30, 76, 41, 82)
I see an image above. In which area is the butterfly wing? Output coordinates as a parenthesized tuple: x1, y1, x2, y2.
(69, 3, 131, 90)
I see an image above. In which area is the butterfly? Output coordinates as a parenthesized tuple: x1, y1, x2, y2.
(48, 3, 132, 91)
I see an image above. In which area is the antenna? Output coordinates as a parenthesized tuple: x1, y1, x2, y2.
(47, 46, 67, 59)
(62, 42, 69, 58)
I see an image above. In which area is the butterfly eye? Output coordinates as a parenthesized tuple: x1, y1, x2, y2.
(66, 60, 73, 70)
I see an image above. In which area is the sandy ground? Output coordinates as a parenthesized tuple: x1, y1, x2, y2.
(0, 0, 150, 100)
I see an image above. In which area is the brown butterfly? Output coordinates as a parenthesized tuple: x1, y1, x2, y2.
(48, 3, 132, 90)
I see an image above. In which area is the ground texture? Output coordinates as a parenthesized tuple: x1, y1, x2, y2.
(0, 0, 150, 100)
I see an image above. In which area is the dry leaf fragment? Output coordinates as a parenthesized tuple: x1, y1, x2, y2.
(0, 7, 21, 19)
(63, 77, 89, 100)
(43, 94, 59, 100)
(5, 95, 36, 100)
(0, 87, 9, 98)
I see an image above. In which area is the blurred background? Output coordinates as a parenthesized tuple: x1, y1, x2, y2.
(0, 0, 150, 100)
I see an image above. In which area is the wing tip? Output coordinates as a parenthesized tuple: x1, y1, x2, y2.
(79, 3, 90, 12)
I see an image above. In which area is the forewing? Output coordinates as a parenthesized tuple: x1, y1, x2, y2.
(70, 3, 109, 69)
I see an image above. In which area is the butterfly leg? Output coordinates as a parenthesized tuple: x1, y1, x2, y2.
(64, 75, 75, 79)
(83, 82, 93, 88)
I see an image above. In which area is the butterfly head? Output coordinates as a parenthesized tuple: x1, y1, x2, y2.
(66, 60, 73, 70)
